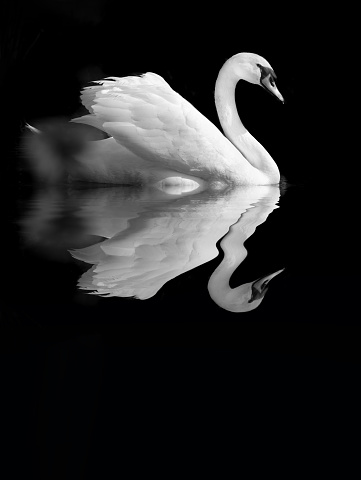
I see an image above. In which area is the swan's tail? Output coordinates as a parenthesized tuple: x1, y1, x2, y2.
(21, 118, 109, 183)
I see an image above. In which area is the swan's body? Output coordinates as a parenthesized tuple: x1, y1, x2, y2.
(27, 53, 284, 187)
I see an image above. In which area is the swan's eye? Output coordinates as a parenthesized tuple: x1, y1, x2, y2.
(269, 77, 275, 87)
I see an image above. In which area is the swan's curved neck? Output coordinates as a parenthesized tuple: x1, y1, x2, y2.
(215, 58, 280, 183)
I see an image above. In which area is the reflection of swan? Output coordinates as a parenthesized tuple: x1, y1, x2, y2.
(39, 185, 283, 312)
(27, 53, 284, 187)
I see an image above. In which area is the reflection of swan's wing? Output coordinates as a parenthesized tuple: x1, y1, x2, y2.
(71, 186, 210, 239)
(69, 185, 279, 300)
(71, 73, 243, 180)
(19, 186, 183, 258)
(70, 210, 234, 299)
(72, 188, 144, 239)
(20, 185, 281, 306)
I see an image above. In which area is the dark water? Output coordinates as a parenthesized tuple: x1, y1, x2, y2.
(2, 177, 359, 474)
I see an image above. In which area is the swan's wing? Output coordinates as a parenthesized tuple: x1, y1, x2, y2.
(71, 73, 234, 177)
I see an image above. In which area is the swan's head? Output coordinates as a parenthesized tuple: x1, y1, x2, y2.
(231, 52, 284, 103)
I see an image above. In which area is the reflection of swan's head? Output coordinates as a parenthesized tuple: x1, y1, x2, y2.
(230, 52, 284, 103)
(210, 268, 284, 313)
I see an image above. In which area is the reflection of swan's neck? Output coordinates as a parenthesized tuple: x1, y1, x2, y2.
(208, 194, 280, 312)
(207, 211, 256, 312)
(215, 58, 280, 183)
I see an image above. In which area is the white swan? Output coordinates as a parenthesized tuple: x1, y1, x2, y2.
(25, 53, 284, 187)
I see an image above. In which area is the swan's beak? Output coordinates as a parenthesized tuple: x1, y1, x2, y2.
(261, 76, 284, 103)
(270, 86, 284, 103)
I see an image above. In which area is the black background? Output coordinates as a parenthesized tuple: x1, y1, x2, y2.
(1, 1, 358, 476)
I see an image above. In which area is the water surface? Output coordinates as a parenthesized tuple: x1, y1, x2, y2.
(2, 180, 358, 363)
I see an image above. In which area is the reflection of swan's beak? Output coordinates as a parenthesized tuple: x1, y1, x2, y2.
(249, 268, 285, 304)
